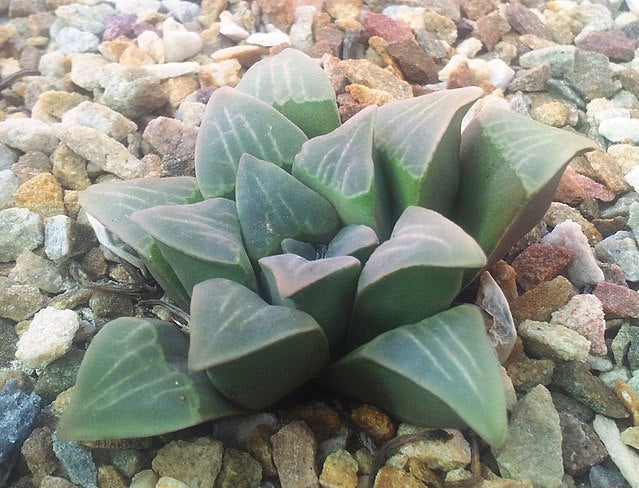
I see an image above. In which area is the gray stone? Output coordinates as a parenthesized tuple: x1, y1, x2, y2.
(61, 101, 137, 142)
(0, 169, 18, 209)
(492, 385, 564, 488)
(53, 123, 145, 180)
(599, 366, 631, 388)
(518, 320, 591, 362)
(0, 208, 43, 262)
(629, 201, 639, 241)
(0, 119, 59, 154)
(553, 361, 630, 418)
(214, 448, 262, 488)
(0, 319, 17, 368)
(589, 465, 631, 488)
(98, 64, 169, 119)
(55, 3, 115, 35)
(9, 250, 65, 293)
(592, 415, 639, 488)
(595, 231, 639, 281)
(34, 348, 84, 402)
(55, 27, 100, 56)
(271, 421, 320, 488)
(52, 433, 98, 488)
(613, 323, 639, 370)
(289, 6, 315, 53)
(564, 49, 619, 101)
(163, 0, 200, 23)
(600, 192, 639, 218)
(151, 437, 223, 488)
(519, 45, 576, 77)
(142, 117, 198, 176)
(0, 379, 41, 486)
(175, 101, 206, 127)
(559, 412, 607, 476)
(0, 143, 19, 170)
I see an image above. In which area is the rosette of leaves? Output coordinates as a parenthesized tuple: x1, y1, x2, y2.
(59, 49, 595, 447)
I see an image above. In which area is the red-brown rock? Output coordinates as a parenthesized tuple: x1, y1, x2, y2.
(363, 12, 415, 43)
(512, 243, 575, 291)
(575, 29, 637, 62)
(504, 0, 553, 39)
(258, 0, 295, 32)
(477, 11, 511, 51)
(594, 281, 639, 318)
(387, 40, 439, 84)
(555, 167, 588, 205)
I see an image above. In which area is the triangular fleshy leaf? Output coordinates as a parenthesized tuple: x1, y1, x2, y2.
(453, 108, 597, 274)
(374, 87, 482, 217)
(293, 106, 392, 240)
(130, 199, 257, 295)
(79, 177, 203, 309)
(57, 318, 243, 441)
(281, 238, 319, 261)
(235, 154, 340, 261)
(194, 87, 307, 199)
(188, 279, 330, 410)
(259, 254, 361, 350)
(322, 304, 507, 448)
(325, 225, 379, 264)
(236, 49, 340, 138)
(349, 206, 486, 347)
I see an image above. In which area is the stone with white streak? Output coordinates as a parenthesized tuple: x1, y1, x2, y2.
(53, 123, 145, 179)
(142, 62, 200, 80)
(15, 307, 80, 369)
(541, 220, 604, 288)
(592, 415, 639, 488)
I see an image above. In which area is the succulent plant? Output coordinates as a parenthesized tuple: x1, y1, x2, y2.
(58, 49, 595, 448)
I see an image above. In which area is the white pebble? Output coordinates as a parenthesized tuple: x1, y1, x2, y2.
(163, 30, 202, 63)
(541, 220, 604, 288)
(115, 0, 160, 15)
(599, 117, 639, 143)
(592, 415, 639, 488)
(15, 307, 80, 369)
(45, 215, 74, 262)
(487, 58, 515, 91)
(455, 38, 483, 58)
(137, 30, 165, 64)
(219, 11, 250, 41)
(142, 61, 200, 80)
(626, 165, 639, 192)
(246, 31, 291, 47)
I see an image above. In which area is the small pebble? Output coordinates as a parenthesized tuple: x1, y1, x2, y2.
(15, 307, 79, 369)
(0, 119, 59, 154)
(151, 437, 224, 488)
(510, 276, 576, 324)
(550, 294, 607, 356)
(594, 281, 639, 319)
(592, 415, 639, 487)
(0, 208, 43, 263)
(61, 101, 137, 142)
(518, 320, 591, 362)
(558, 412, 607, 476)
(52, 432, 98, 488)
(271, 421, 320, 488)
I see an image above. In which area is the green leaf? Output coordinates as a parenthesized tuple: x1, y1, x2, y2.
(259, 254, 361, 350)
(130, 199, 257, 295)
(374, 87, 482, 217)
(235, 154, 340, 261)
(322, 304, 507, 448)
(325, 224, 379, 264)
(349, 206, 486, 347)
(293, 106, 392, 240)
(236, 48, 340, 138)
(281, 238, 318, 261)
(194, 87, 307, 199)
(452, 108, 597, 273)
(79, 177, 203, 309)
(188, 279, 330, 410)
(57, 318, 242, 441)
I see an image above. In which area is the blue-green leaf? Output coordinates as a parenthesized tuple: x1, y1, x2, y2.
(374, 87, 482, 217)
(194, 87, 307, 199)
(236, 48, 340, 138)
(322, 304, 507, 448)
(293, 106, 392, 240)
(130, 199, 257, 295)
(235, 154, 340, 261)
(57, 318, 243, 440)
(189, 279, 330, 410)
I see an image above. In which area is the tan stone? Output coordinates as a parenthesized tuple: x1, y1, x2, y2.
(351, 404, 395, 443)
(373, 466, 427, 488)
(97, 465, 127, 488)
(37, 91, 89, 119)
(15, 173, 65, 218)
(164, 75, 200, 109)
(320, 450, 358, 488)
(346, 84, 395, 106)
(120, 45, 156, 68)
(52, 143, 90, 190)
(199, 60, 242, 87)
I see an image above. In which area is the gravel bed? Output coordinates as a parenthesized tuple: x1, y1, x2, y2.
(1, 0, 639, 487)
